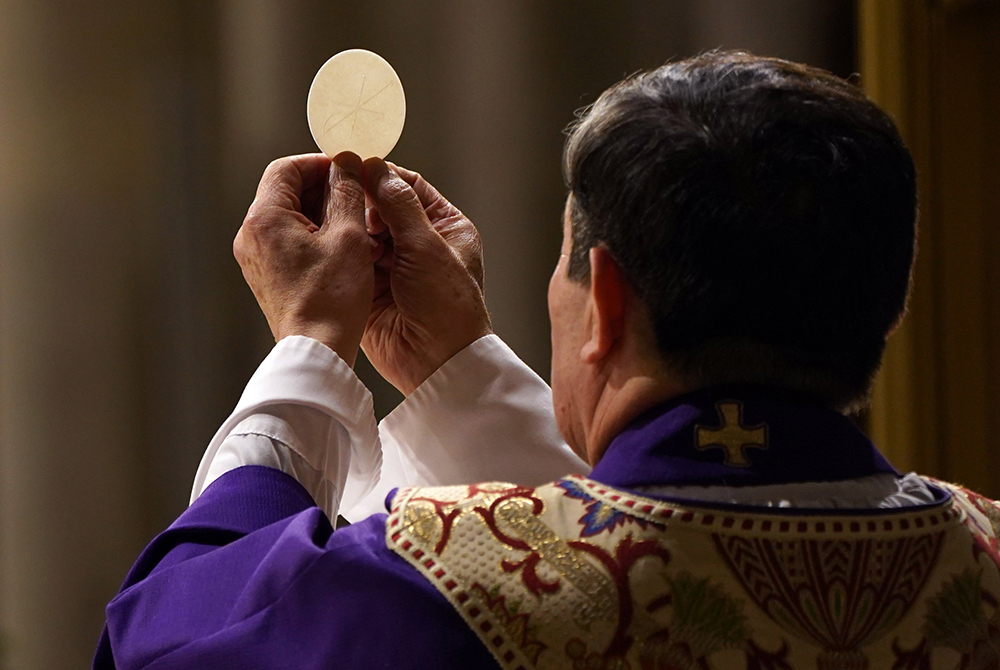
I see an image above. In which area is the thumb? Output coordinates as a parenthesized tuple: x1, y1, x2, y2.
(362, 158, 438, 244)
(323, 152, 366, 230)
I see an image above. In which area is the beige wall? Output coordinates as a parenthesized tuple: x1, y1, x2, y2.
(0, 2, 852, 667)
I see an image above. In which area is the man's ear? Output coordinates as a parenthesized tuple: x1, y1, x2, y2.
(581, 246, 628, 364)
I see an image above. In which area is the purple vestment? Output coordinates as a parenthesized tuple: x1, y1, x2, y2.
(94, 387, 943, 668)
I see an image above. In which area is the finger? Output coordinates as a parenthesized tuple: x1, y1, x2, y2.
(361, 158, 438, 243)
(372, 243, 393, 304)
(323, 152, 366, 232)
(366, 206, 388, 236)
(253, 153, 332, 213)
(386, 161, 467, 227)
(385, 162, 449, 212)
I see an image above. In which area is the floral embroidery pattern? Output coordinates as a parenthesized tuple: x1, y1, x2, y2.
(471, 583, 547, 664)
(557, 479, 647, 537)
(387, 477, 998, 670)
(895, 568, 1000, 668)
(925, 569, 994, 652)
(639, 572, 750, 669)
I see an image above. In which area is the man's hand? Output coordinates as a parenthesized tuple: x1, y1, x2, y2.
(361, 159, 492, 395)
(234, 152, 373, 366)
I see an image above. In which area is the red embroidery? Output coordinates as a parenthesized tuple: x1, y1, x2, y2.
(500, 553, 560, 597)
(570, 536, 672, 657)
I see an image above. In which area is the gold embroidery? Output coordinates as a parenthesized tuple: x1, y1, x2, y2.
(695, 401, 768, 467)
(402, 501, 442, 546)
(494, 497, 617, 627)
(387, 478, 989, 670)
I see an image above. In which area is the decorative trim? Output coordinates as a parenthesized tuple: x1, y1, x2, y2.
(386, 477, 983, 670)
(386, 485, 534, 670)
(564, 474, 964, 538)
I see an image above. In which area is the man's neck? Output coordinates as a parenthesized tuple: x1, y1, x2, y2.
(585, 371, 690, 466)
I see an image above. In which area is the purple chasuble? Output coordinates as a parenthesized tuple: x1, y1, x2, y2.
(94, 386, 936, 668)
(93, 466, 499, 669)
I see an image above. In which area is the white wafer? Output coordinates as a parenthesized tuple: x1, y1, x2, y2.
(307, 49, 406, 159)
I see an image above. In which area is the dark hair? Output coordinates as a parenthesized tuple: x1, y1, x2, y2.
(563, 51, 917, 412)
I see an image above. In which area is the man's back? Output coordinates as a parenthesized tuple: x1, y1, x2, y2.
(99, 382, 1000, 670)
(99, 460, 1000, 670)
(391, 475, 1000, 669)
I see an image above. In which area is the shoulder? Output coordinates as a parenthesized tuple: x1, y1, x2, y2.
(311, 512, 467, 609)
(104, 483, 499, 668)
(925, 477, 1000, 533)
(298, 513, 500, 668)
(923, 477, 1000, 516)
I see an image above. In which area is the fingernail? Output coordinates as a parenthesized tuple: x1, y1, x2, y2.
(333, 151, 362, 177)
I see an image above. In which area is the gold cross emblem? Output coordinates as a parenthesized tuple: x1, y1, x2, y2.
(695, 401, 768, 467)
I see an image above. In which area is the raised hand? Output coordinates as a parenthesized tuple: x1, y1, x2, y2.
(361, 159, 492, 395)
(234, 152, 373, 366)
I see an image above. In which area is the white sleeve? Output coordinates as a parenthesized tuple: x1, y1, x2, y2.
(190, 335, 381, 521)
(340, 334, 590, 522)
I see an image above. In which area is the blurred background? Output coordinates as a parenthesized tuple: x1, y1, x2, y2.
(0, 0, 997, 667)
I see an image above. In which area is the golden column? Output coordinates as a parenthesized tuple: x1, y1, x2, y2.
(861, 0, 1000, 495)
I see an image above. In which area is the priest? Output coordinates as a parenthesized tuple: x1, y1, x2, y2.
(94, 51, 1000, 670)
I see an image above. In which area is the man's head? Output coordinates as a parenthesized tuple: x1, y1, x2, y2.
(548, 51, 917, 461)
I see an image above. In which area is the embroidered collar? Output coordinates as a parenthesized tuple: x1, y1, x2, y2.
(589, 385, 899, 491)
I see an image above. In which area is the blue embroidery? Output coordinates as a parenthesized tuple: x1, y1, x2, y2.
(556, 479, 594, 502)
(556, 479, 631, 537)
